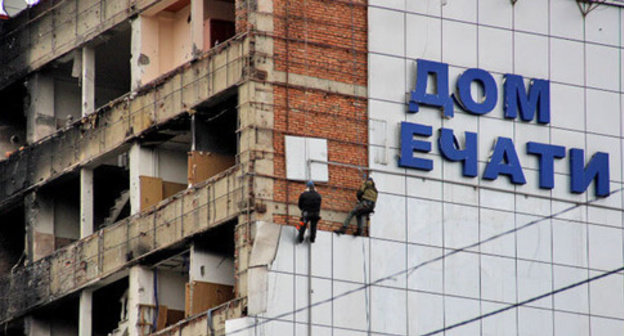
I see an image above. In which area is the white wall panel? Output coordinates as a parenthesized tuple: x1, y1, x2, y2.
(407, 244, 443, 292)
(333, 235, 369, 283)
(441, 0, 477, 22)
(551, 38, 584, 86)
(478, 0, 512, 29)
(443, 203, 479, 250)
(553, 265, 589, 313)
(407, 198, 443, 246)
(514, 0, 548, 34)
(442, 20, 477, 68)
(553, 220, 588, 267)
(369, 7, 404, 57)
(585, 5, 620, 46)
(516, 214, 552, 263)
(589, 272, 624, 319)
(333, 281, 369, 331)
(370, 193, 406, 241)
(406, 14, 442, 62)
(370, 286, 406, 335)
(518, 307, 553, 336)
(480, 208, 515, 258)
(406, 0, 441, 17)
(517, 260, 552, 309)
(590, 316, 624, 335)
(586, 44, 619, 91)
(444, 252, 480, 298)
(514, 32, 549, 79)
(554, 312, 590, 336)
(550, 0, 584, 40)
(407, 292, 444, 335)
(550, 83, 585, 131)
(370, 238, 406, 288)
(444, 297, 481, 335)
(478, 27, 512, 74)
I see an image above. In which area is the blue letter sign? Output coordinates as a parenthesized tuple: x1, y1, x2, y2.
(570, 149, 610, 197)
(438, 128, 478, 177)
(483, 137, 526, 185)
(398, 122, 433, 171)
(503, 74, 550, 124)
(409, 59, 454, 118)
(455, 68, 498, 115)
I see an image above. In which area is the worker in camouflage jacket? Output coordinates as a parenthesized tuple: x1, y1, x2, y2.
(297, 181, 322, 243)
(335, 176, 378, 236)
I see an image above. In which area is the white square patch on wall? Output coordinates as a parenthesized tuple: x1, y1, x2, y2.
(285, 135, 328, 182)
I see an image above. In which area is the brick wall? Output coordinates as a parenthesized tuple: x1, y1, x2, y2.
(271, 0, 368, 230)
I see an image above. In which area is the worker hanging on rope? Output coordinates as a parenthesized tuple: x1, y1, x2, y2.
(335, 175, 377, 236)
(297, 180, 322, 243)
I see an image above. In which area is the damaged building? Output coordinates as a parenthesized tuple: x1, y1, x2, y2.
(0, 0, 367, 334)
(2, 0, 624, 335)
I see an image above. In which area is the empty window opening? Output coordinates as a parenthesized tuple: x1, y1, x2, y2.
(203, 0, 235, 51)
(134, 252, 189, 333)
(137, 116, 190, 211)
(39, 174, 80, 250)
(30, 295, 79, 336)
(186, 220, 235, 317)
(189, 95, 238, 185)
(94, 23, 131, 109)
(26, 58, 81, 141)
(94, 156, 130, 230)
(0, 204, 25, 276)
(93, 277, 129, 336)
(0, 81, 27, 160)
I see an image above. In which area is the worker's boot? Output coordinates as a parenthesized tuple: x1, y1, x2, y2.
(334, 226, 346, 235)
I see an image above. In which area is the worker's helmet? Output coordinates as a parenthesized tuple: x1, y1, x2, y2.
(306, 180, 314, 188)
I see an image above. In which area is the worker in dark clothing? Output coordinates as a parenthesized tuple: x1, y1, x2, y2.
(335, 176, 378, 236)
(297, 181, 322, 243)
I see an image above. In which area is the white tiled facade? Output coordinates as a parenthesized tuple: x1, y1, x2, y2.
(228, 0, 624, 335)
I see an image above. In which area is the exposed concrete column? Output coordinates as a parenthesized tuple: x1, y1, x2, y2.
(129, 143, 158, 214)
(81, 46, 96, 116)
(24, 192, 55, 262)
(80, 168, 94, 238)
(24, 316, 51, 336)
(25, 73, 55, 143)
(128, 266, 155, 336)
(130, 17, 143, 91)
(190, 0, 204, 55)
(79, 290, 93, 336)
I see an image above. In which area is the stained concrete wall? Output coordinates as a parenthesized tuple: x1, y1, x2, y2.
(137, 5, 193, 86)
(190, 246, 235, 285)
(158, 149, 188, 185)
(53, 79, 81, 127)
(157, 270, 187, 311)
